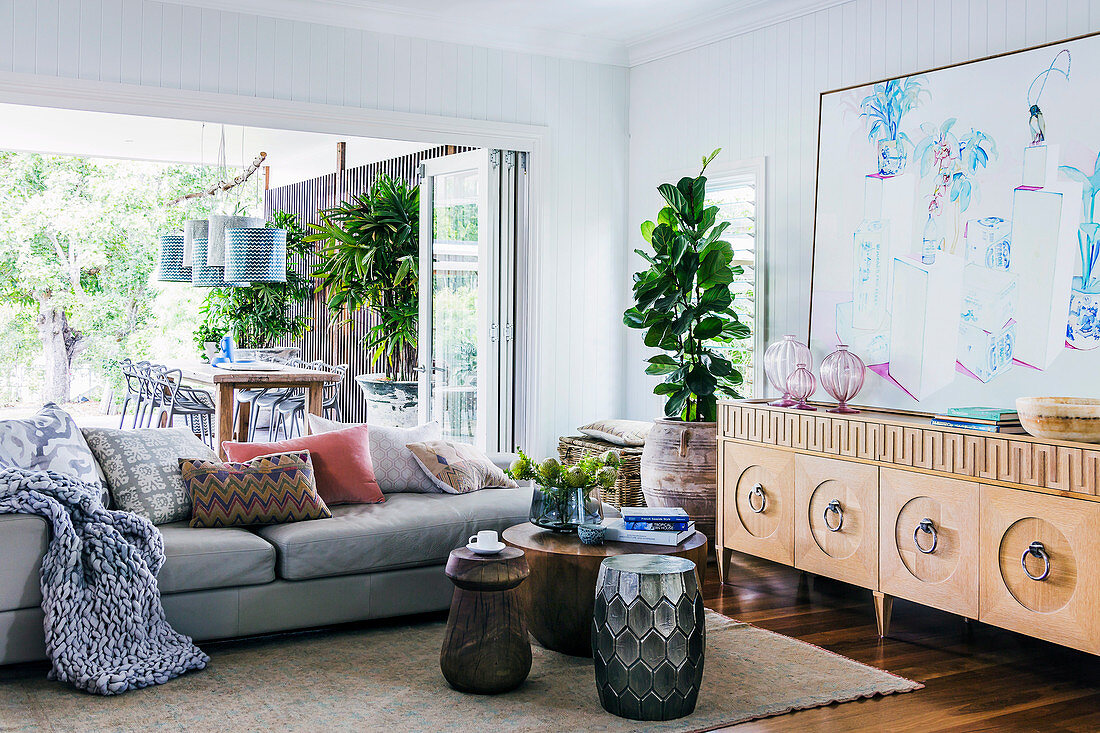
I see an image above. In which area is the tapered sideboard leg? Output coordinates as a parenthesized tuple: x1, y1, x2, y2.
(873, 591, 893, 638)
(718, 548, 734, 584)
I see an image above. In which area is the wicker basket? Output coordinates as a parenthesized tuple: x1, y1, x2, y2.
(558, 435, 646, 509)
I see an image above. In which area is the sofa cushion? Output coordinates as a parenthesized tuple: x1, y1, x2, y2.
(181, 451, 331, 528)
(224, 425, 383, 506)
(254, 488, 532, 581)
(0, 514, 49, 611)
(406, 440, 519, 494)
(82, 427, 216, 525)
(157, 522, 276, 594)
(308, 415, 443, 494)
(0, 404, 108, 506)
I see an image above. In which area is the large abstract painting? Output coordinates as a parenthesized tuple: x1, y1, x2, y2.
(810, 33, 1100, 413)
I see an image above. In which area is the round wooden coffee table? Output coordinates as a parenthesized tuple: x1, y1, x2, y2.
(501, 522, 707, 657)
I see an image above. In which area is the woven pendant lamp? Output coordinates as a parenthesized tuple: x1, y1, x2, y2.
(225, 228, 287, 283)
(156, 233, 190, 282)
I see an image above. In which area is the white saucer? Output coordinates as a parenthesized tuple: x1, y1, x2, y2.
(467, 541, 505, 555)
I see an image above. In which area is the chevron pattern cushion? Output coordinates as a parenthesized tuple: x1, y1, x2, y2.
(406, 440, 519, 494)
(180, 451, 331, 528)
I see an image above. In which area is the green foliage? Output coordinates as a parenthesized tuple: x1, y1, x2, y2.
(0, 151, 251, 402)
(193, 211, 313, 355)
(434, 202, 478, 241)
(624, 149, 751, 422)
(307, 174, 419, 381)
(508, 448, 620, 498)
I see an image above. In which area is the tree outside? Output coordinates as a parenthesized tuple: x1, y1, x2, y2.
(0, 151, 261, 406)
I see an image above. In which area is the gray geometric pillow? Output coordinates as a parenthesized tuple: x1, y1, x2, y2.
(81, 427, 217, 525)
(0, 403, 109, 505)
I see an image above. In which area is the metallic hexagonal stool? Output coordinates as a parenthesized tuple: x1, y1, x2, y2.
(592, 554, 705, 721)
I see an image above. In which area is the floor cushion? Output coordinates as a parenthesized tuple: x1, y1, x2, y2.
(254, 488, 533, 581)
(157, 522, 276, 594)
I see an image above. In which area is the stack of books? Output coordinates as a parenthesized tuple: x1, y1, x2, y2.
(603, 507, 695, 546)
(931, 406, 1024, 434)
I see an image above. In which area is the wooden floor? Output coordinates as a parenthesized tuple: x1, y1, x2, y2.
(703, 552, 1100, 732)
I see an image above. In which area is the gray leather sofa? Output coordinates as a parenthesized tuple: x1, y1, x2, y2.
(0, 486, 533, 665)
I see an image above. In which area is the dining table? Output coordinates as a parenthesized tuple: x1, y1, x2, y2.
(175, 362, 341, 457)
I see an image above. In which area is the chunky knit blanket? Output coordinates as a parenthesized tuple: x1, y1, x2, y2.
(0, 466, 208, 695)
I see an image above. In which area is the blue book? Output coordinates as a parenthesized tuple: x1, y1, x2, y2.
(944, 406, 1018, 421)
(623, 519, 691, 531)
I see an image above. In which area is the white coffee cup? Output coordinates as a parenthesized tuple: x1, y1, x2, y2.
(469, 530, 499, 548)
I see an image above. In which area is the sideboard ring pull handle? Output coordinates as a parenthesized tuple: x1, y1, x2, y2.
(823, 499, 844, 532)
(1022, 541, 1051, 581)
(748, 483, 766, 513)
(914, 518, 938, 554)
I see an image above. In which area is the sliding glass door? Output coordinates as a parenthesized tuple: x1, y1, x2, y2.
(419, 149, 523, 452)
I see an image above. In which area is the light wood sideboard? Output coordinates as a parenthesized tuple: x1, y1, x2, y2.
(717, 399, 1100, 654)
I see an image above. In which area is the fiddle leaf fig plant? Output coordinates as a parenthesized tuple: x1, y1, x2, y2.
(624, 149, 750, 422)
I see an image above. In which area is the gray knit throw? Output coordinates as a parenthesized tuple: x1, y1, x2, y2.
(0, 466, 208, 694)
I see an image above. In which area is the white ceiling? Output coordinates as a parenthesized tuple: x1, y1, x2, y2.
(0, 103, 435, 188)
(155, 0, 849, 67)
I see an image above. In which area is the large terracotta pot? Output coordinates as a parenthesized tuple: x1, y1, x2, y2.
(640, 418, 718, 552)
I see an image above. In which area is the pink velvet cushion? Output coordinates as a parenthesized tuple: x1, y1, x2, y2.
(223, 425, 384, 505)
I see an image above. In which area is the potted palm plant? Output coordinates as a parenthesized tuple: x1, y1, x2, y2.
(307, 174, 420, 426)
(624, 149, 750, 548)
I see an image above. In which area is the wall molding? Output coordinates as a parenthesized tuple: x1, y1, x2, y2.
(151, 0, 852, 69)
(627, 0, 850, 66)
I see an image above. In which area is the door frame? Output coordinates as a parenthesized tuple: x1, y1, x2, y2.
(419, 148, 503, 450)
(0, 71, 546, 449)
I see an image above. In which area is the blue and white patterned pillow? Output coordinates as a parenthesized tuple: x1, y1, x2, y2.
(0, 403, 109, 506)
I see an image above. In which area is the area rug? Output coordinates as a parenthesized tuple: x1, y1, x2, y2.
(0, 610, 920, 732)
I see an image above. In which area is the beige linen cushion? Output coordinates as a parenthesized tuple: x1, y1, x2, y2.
(577, 419, 653, 447)
(406, 440, 519, 494)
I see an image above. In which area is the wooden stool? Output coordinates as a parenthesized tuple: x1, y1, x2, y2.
(440, 547, 531, 694)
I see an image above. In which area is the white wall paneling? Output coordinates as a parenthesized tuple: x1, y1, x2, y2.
(0, 0, 629, 455)
(625, 0, 1100, 419)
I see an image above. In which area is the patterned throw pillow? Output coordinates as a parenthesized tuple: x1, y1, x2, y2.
(406, 440, 519, 495)
(578, 419, 654, 447)
(308, 414, 443, 493)
(180, 451, 331, 528)
(0, 403, 109, 505)
(82, 427, 217, 524)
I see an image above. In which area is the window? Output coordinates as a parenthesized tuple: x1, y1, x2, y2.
(706, 163, 763, 398)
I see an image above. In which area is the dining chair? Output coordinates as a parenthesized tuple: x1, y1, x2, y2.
(235, 356, 308, 442)
(271, 361, 347, 440)
(118, 359, 151, 429)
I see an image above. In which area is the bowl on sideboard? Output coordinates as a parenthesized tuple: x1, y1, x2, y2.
(1016, 397, 1100, 443)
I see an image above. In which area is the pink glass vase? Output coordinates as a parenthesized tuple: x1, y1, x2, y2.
(819, 344, 865, 414)
(785, 363, 817, 411)
(763, 335, 812, 407)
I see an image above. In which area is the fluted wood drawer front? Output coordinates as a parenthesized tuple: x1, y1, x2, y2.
(879, 468, 978, 619)
(793, 455, 879, 589)
(720, 443, 794, 565)
(979, 485, 1100, 654)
